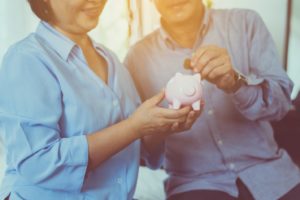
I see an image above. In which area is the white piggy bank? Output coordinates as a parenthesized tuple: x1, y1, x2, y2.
(165, 73, 202, 110)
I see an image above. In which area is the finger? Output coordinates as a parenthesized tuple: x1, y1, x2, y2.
(159, 106, 191, 119)
(158, 124, 172, 133)
(193, 50, 219, 73)
(148, 89, 165, 106)
(200, 57, 224, 79)
(157, 117, 186, 131)
(191, 45, 218, 65)
(200, 99, 205, 107)
(170, 122, 179, 132)
(183, 111, 200, 130)
(206, 63, 230, 81)
(201, 54, 227, 76)
(193, 110, 202, 119)
(191, 48, 207, 67)
(188, 110, 200, 121)
(199, 100, 205, 115)
(162, 115, 187, 123)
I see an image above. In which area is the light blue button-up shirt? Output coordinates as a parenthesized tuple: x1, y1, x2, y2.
(0, 21, 141, 200)
(125, 9, 300, 200)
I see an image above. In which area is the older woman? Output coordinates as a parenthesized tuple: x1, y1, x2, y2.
(0, 0, 200, 199)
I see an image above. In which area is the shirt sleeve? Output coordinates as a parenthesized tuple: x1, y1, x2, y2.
(0, 47, 88, 192)
(231, 10, 293, 121)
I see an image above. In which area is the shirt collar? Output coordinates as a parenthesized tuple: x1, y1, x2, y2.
(36, 21, 77, 61)
(159, 8, 212, 50)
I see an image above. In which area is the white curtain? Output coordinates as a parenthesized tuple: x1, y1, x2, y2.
(0, 0, 39, 62)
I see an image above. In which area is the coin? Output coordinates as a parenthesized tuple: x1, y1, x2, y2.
(184, 58, 192, 70)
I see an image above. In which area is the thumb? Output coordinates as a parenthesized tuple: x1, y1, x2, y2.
(149, 89, 165, 106)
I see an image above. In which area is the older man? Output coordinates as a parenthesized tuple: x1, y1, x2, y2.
(125, 0, 300, 200)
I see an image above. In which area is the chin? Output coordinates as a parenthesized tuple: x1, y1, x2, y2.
(165, 6, 195, 23)
(81, 18, 99, 32)
(168, 13, 193, 25)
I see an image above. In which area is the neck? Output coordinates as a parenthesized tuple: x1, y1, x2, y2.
(162, 11, 204, 49)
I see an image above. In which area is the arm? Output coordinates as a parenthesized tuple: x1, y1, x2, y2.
(0, 50, 88, 192)
(230, 11, 293, 121)
(87, 91, 192, 170)
(190, 11, 293, 121)
(0, 49, 191, 192)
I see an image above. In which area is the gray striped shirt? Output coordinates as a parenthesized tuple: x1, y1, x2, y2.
(125, 9, 300, 200)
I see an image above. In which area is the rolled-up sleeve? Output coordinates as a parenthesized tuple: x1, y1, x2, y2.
(0, 47, 88, 192)
(231, 10, 293, 121)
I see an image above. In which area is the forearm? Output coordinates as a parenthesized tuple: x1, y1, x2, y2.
(86, 118, 140, 171)
(232, 79, 293, 121)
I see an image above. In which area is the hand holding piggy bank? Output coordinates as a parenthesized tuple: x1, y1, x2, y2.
(165, 73, 202, 110)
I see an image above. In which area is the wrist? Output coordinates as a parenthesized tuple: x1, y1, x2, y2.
(229, 71, 247, 93)
(125, 117, 142, 139)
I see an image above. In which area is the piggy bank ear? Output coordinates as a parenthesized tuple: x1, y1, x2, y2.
(193, 73, 201, 83)
(175, 72, 183, 78)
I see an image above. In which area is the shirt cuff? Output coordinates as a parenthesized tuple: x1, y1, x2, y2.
(231, 74, 265, 101)
(65, 135, 89, 192)
(141, 140, 165, 170)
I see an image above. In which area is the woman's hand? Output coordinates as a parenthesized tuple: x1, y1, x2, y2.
(128, 90, 194, 138)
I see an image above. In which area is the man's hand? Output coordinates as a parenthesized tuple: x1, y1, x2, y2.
(190, 45, 239, 93)
(169, 99, 204, 134)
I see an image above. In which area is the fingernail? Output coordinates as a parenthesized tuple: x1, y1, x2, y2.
(191, 61, 195, 66)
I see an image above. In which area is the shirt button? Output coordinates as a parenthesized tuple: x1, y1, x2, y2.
(229, 163, 235, 170)
(217, 140, 223, 146)
(117, 178, 123, 184)
(207, 109, 214, 115)
(113, 100, 119, 107)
